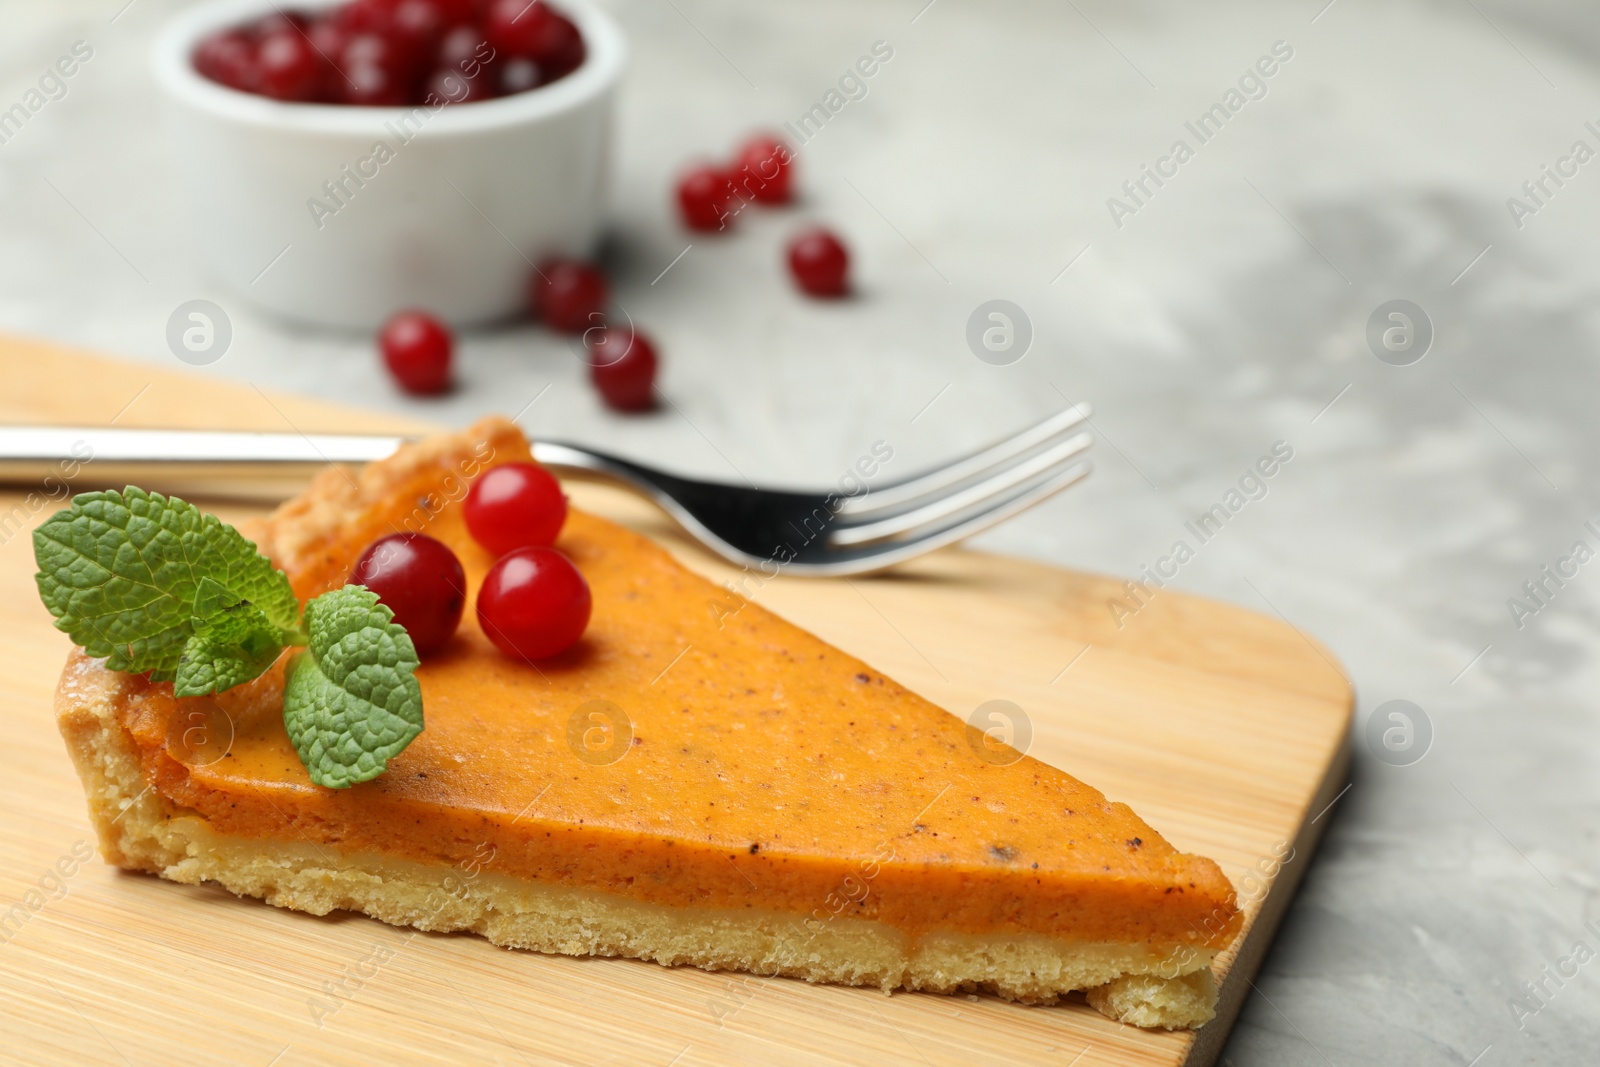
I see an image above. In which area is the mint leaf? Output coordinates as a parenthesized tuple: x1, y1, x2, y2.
(283, 585, 423, 789)
(33, 488, 302, 681)
(173, 578, 287, 697)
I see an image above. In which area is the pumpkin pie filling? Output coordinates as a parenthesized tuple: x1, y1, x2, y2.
(57, 417, 1241, 1027)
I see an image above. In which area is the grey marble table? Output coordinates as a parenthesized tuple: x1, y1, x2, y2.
(3, 0, 1599, 1063)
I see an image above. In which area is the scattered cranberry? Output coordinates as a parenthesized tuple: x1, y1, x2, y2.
(477, 547, 591, 660)
(677, 165, 734, 232)
(787, 228, 850, 297)
(350, 533, 467, 655)
(588, 326, 658, 412)
(378, 310, 453, 395)
(530, 259, 608, 333)
(733, 136, 793, 205)
(464, 463, 568, 556)
(257, 32, 322, 101)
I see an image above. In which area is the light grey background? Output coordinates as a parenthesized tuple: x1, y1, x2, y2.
(2, 0, 1599, 1063)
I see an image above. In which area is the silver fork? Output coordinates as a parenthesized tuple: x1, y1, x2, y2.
(0, 408, 1092, 576)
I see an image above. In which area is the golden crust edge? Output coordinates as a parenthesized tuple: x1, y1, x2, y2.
(54, 652, 1218, 1030)
(239, 415, 525, 577)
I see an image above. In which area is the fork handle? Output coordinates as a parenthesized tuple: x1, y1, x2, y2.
(0, 426, 613, 501)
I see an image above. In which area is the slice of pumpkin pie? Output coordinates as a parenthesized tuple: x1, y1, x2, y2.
(52, 417, 1240, 1029)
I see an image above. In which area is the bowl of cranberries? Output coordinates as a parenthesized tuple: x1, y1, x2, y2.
(153, 0, 625, 329)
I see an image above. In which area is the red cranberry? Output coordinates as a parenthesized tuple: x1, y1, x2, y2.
(484, 0, 555, 57)
(532, 13, 584, 80)
(195, 32, 259, 92)
(329, 31, 414, 104)
(332, 3, 421, 73)
(733, 136, 794, 205)
(257, 32, 321, 101)
(587, 327, 658, 412)
(379, 310, 453, 394)
(307, 17, 347, 52)
(498, 57, 541, 95)
(428, 0, 479, 27)
(530, 260, 608, 333)
(254, 11, 309, 37)
(485, 0, 582, 73)
(342, 62, 409, 105)
(390, 0, 445, 56)
(341, 32, 403, 74)
(306, 19, 349, 97)
(335, 0, 396, 34)
(477, 547, 591, 661)
(677, 165, 734, 232)
(350, 533, 466, 656)
(424, 68, 493, 104)
(437, 24, 492, 73)
(464, 463, 568, 556)
(787, 228, 850, 297)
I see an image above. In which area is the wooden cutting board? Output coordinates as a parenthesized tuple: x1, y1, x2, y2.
(0, 336, 1352, 1067)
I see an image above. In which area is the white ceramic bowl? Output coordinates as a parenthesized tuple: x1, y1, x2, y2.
(153, 0, 626, 329)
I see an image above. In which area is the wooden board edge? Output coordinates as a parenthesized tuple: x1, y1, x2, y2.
(0, 332, 432, 437)
(1182, 727, 1354, 1066)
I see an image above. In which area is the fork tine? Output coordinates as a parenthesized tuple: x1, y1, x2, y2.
(813, 461, 1093, 575)
(829, 431, 1092, 547)
(835, 404, 1092, 517)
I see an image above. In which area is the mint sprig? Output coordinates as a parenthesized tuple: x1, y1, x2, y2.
(33, 487, 424, 789)
(33, 488, 302, 687)
(284, 586, 423, 789)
